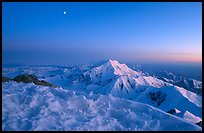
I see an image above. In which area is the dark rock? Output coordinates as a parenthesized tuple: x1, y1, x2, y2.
(13, 74, 58, 88)
(147, 91, 167, 106)
(13, 74, 38, 83)
(195, 121, 202, 127)
(167, 109, 177, 115)
(49, 75, 55, 77)
(84, 74, 92, 85)
(34, 80, 57, 87)
(2, 76, 13, 82)
(120, 83, 124, 90)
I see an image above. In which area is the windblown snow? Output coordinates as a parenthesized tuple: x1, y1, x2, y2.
(2, 82, 201, 131)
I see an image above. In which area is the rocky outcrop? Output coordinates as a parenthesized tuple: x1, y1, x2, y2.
(2, 76, 12, 83)
(2, 74, 58, 88)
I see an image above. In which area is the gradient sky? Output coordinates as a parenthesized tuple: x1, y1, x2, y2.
(2, 2, 202, 65)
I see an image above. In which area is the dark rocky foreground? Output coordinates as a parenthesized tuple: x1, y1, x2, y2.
(2, 74, 58, 88)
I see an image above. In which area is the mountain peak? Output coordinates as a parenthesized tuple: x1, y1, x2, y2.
(105, 59, 138, 76)
(108, 59, 118, 63)
(84, 59, 143, 82)
(107, 59, 121, 67)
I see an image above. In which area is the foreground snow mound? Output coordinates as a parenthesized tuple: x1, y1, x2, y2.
(2, 82, 201, 131)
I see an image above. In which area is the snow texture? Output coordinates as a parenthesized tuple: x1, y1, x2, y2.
(2, 82, 201, 131)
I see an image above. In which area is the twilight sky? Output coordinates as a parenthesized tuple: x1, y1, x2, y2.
(2, 2, 202, 65)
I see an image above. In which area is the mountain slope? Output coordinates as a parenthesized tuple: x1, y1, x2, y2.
(2, 82, 201, 131)
(131, 66, 202, 95)
(135, 86, 202, 118)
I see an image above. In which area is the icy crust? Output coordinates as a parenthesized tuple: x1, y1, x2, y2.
(2, 82, 201, 131)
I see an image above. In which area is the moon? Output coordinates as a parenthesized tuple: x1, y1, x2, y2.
(64, 11, 67, 15)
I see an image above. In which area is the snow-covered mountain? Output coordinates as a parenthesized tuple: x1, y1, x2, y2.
(71, 60, 202, 123)
(2, 59, 202, 131)
(75, 60, 171, 94)
(84, 59, 143, 79)
(132, 65, 202, 95)
(2, 82, 201, 131)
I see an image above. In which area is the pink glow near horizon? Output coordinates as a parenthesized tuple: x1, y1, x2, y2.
(149, 54, 202, 63)
(128, 53, 202, 63)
